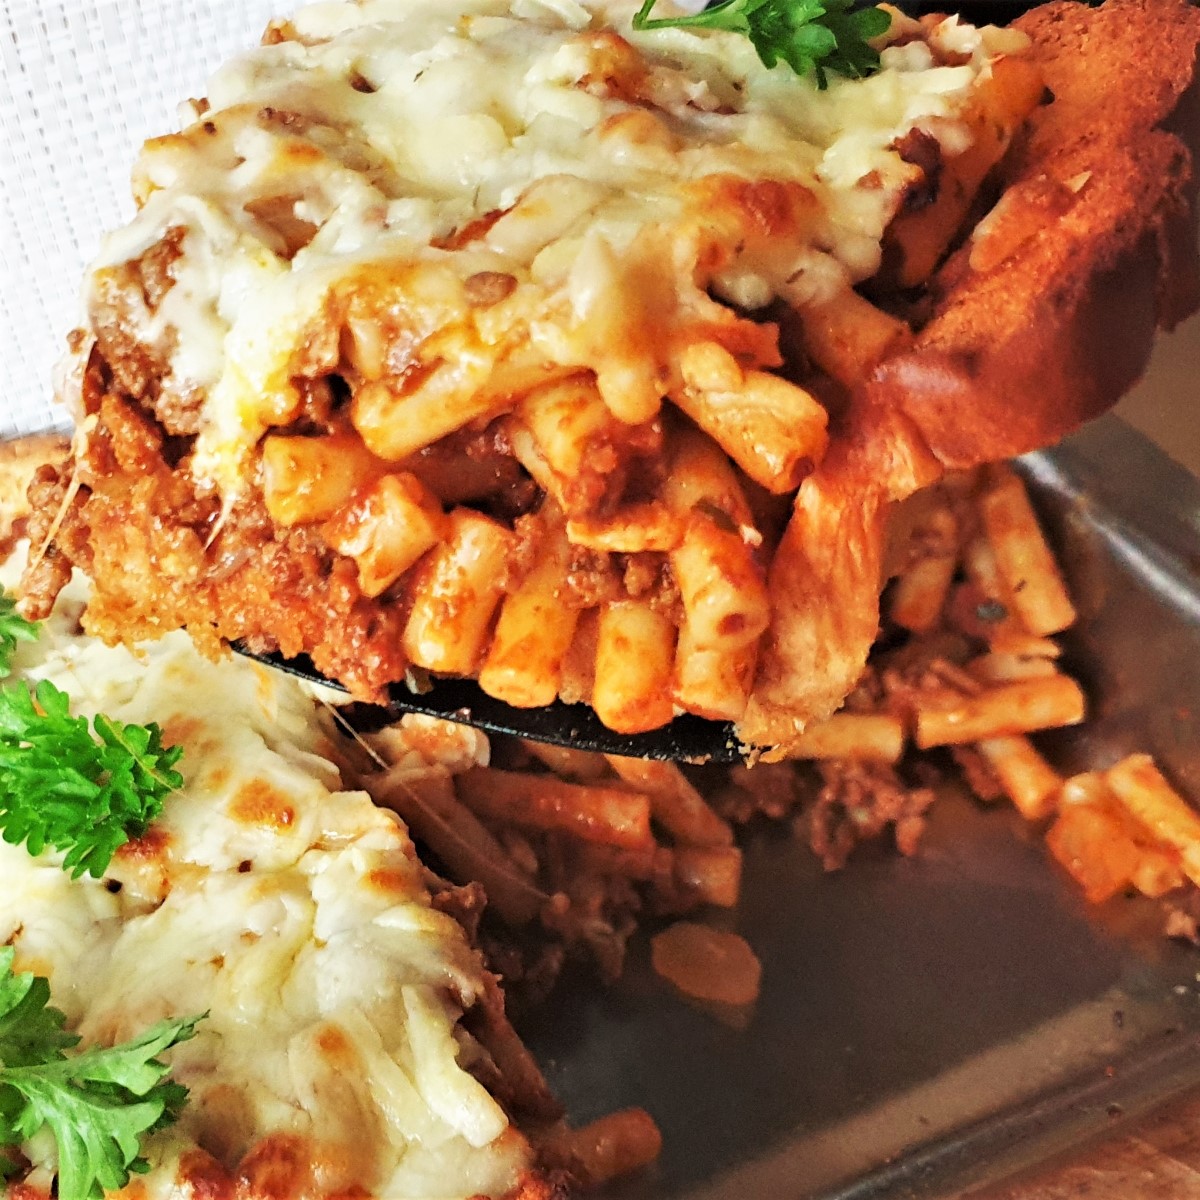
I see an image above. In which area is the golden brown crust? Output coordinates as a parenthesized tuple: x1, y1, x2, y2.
(158, 1141, 564, 1200)
(0, 433, 70, 547)
(740, 0, 1200, 748)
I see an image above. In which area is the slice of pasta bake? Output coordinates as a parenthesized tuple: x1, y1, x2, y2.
(21, 0, 1200, 749)
(0, 555, 568, 1200)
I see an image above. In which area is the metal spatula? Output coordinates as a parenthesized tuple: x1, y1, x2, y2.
(237, 646, 745, 763)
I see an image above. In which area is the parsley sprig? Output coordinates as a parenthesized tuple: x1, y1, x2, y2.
(0, 947, 202, 1200)
(0, 679, 184, 879)
(632, 0, 892, 88)
(0, 591, 39, 679)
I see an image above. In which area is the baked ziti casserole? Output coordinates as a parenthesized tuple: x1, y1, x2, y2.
(21, 0, 1200, 749)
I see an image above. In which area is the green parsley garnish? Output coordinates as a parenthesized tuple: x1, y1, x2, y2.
(0, 591, 39, 679)
(0, 947, 202, 1200)
(0, 679, 184, 879)
(632, 0, 892, 88)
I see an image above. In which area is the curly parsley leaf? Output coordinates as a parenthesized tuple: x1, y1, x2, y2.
(0, 679, 184, 879)
(0, 955, 76, 1070)
(632, 0, 891, 88)
(0, 948, 202, 1200)
(0, 591, 39, 679)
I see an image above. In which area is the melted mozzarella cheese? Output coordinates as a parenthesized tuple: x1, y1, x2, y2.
(0, 565, 530, 1200)
(83, 0, 1029, 496)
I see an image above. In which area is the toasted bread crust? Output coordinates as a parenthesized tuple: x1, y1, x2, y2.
(885, 0, 1200, 468)
(742, 0, 1200, 748)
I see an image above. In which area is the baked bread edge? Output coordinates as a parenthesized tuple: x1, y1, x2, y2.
(740, 0, 1200, 750)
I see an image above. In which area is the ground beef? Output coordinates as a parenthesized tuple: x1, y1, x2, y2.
(950, 745, 1006, 803)
(891, 127, 944, 215)
(88, 228, 206, 436)
(539, 836, 641, 985)
(806, 760, 936, 871)
(427, 873, 489, 945)
(479, 934, 568, 1016)
(23, 379, 410, 702)
(712, 761, 804, 824)
(407, 421, 541, 515)
(20, 463, 91, 620)
(564, 546, 621, 608)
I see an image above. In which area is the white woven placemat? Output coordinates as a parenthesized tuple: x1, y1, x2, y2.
(0, 0, 283, 439)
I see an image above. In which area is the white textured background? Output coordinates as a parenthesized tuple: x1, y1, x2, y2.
(0, 0, 281, 438)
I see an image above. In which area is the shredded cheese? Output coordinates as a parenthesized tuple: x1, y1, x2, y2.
(82, 0, 1026, 495)
(0, 560, 530, 1200)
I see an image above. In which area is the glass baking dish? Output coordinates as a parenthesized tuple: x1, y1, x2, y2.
(523, 414, 1200, 1198)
